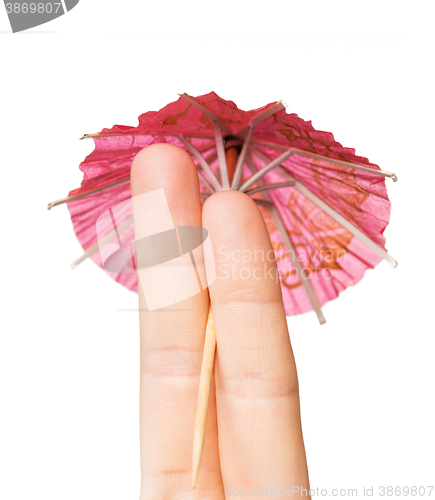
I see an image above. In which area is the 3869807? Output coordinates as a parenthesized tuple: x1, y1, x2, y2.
(5, 3, 63, 14)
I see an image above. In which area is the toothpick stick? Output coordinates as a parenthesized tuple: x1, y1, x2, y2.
(192, 305, 216, 488)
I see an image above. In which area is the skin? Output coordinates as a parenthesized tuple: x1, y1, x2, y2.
(130, 143, 310, 500)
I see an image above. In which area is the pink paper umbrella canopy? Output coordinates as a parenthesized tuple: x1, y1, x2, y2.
(50, 92, 397, 323)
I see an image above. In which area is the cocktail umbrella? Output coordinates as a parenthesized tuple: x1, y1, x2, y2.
(48, 91, 397, 487)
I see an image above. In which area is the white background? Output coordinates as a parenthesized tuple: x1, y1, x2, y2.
(1, 1, 434, 499)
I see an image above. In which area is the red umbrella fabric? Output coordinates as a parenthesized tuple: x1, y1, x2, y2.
(48, 91, 397, 323)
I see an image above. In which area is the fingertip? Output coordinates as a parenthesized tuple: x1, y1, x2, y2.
(202, 190, 267, 246)
(202, 190, 273, 261)
(202, 190, 281, 303)
(131, 143, 199, 198)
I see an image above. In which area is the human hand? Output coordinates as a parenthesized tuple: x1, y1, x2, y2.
(131, 143, 310, 499)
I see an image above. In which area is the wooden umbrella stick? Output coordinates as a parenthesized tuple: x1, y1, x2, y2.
(192, 305, 216, 488)
(192, 145, 238, 488)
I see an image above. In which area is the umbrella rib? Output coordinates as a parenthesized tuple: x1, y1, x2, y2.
(251, 198, 274, 208)
(178, 93, 233, 135)
(251, 142, 397, 182)
(79, 132, 217, 157)
(193, 148, 219, 194)
(213, 121, 230, 189)
(244, 181, 296, 196)
(238, 149, 294, 192)
(245, 156, 326, 325)
(231, 101, 287, 190)
(178, 135, 222, 192)
(241, 101, 288, 133)
(80, 132, 217, 141)
(47, 176, 131, 210)
(197, 172, 215, 194)
(251, 147, 398, 268)
(269, 203, 326, 325)
(47, 157, 216, 211)
(47, 141, 220, 210)
(178, 93, 232, 189)
(70, 215, 134, 269)
(231, 125, 255, 190)
(274, 165, 399, 268)
(233, 100, 287, 140)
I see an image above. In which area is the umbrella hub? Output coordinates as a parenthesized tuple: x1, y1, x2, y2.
(224, 136, 242, 188)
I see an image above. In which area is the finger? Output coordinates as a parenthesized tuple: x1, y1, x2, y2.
(131, 144, 223, 498)
(202, 190, 310, 495)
